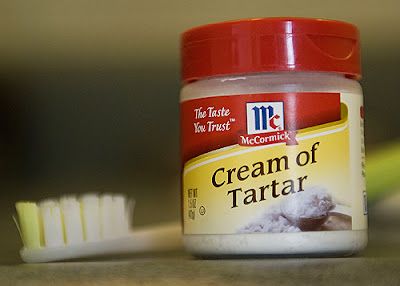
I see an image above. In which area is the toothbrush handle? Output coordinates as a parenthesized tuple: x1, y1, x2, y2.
(20, 222, 182, 263)
(128, 222, 183, 252)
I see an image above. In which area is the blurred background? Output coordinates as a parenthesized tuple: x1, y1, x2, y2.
(0, 0, 399, 263)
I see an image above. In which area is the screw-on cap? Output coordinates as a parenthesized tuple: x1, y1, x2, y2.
(181, 17, 361, 83)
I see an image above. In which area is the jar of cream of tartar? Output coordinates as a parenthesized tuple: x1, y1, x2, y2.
(180, 17, 367, 257)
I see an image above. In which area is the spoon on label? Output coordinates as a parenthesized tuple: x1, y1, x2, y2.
(283, 204, 352, 231)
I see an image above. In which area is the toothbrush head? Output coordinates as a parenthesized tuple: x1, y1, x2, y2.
(14, 193, 136, 262)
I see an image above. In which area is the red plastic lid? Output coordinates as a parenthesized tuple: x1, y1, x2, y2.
(181, 17, 361, 83)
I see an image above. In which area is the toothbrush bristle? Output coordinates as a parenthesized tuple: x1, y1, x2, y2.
(100, 194, 114, 239)
(39, 200, 64, 248)
(112, 195, 129, 237)
(80, 194, 101, 242)
(15, 202, 42, 249)
(15, 193, 134, 249)
(60, 196, 84, 244)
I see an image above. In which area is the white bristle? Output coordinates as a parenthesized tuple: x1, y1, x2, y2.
(126, 198, 135, 229)
(39, 200, 64, 247)
(60, 196, 84, 245)
(100, 194, 114, 239)
(80, 194, 101, 242)
(112, 195, 130, 236)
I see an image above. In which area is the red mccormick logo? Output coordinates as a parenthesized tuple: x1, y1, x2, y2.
(246, 102, 284, 134)
(241, 102, 296, 146)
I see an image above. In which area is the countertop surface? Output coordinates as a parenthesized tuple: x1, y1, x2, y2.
(1, 195, 400, 286)
(1, 254, 400, 286)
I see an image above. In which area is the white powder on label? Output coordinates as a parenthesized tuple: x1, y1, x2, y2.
(238, 186, 335, 233)
(281, 186, 335, 221)
(239, 206, 300, 233)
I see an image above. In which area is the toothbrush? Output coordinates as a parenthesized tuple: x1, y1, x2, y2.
(14, 194, 182, 263)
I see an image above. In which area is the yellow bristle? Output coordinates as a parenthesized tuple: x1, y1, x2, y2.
(15, 202, 43, 249)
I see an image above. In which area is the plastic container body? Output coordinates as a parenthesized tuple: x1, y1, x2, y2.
(180, 72, 367, 257)
(180, 18, 367, 257)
